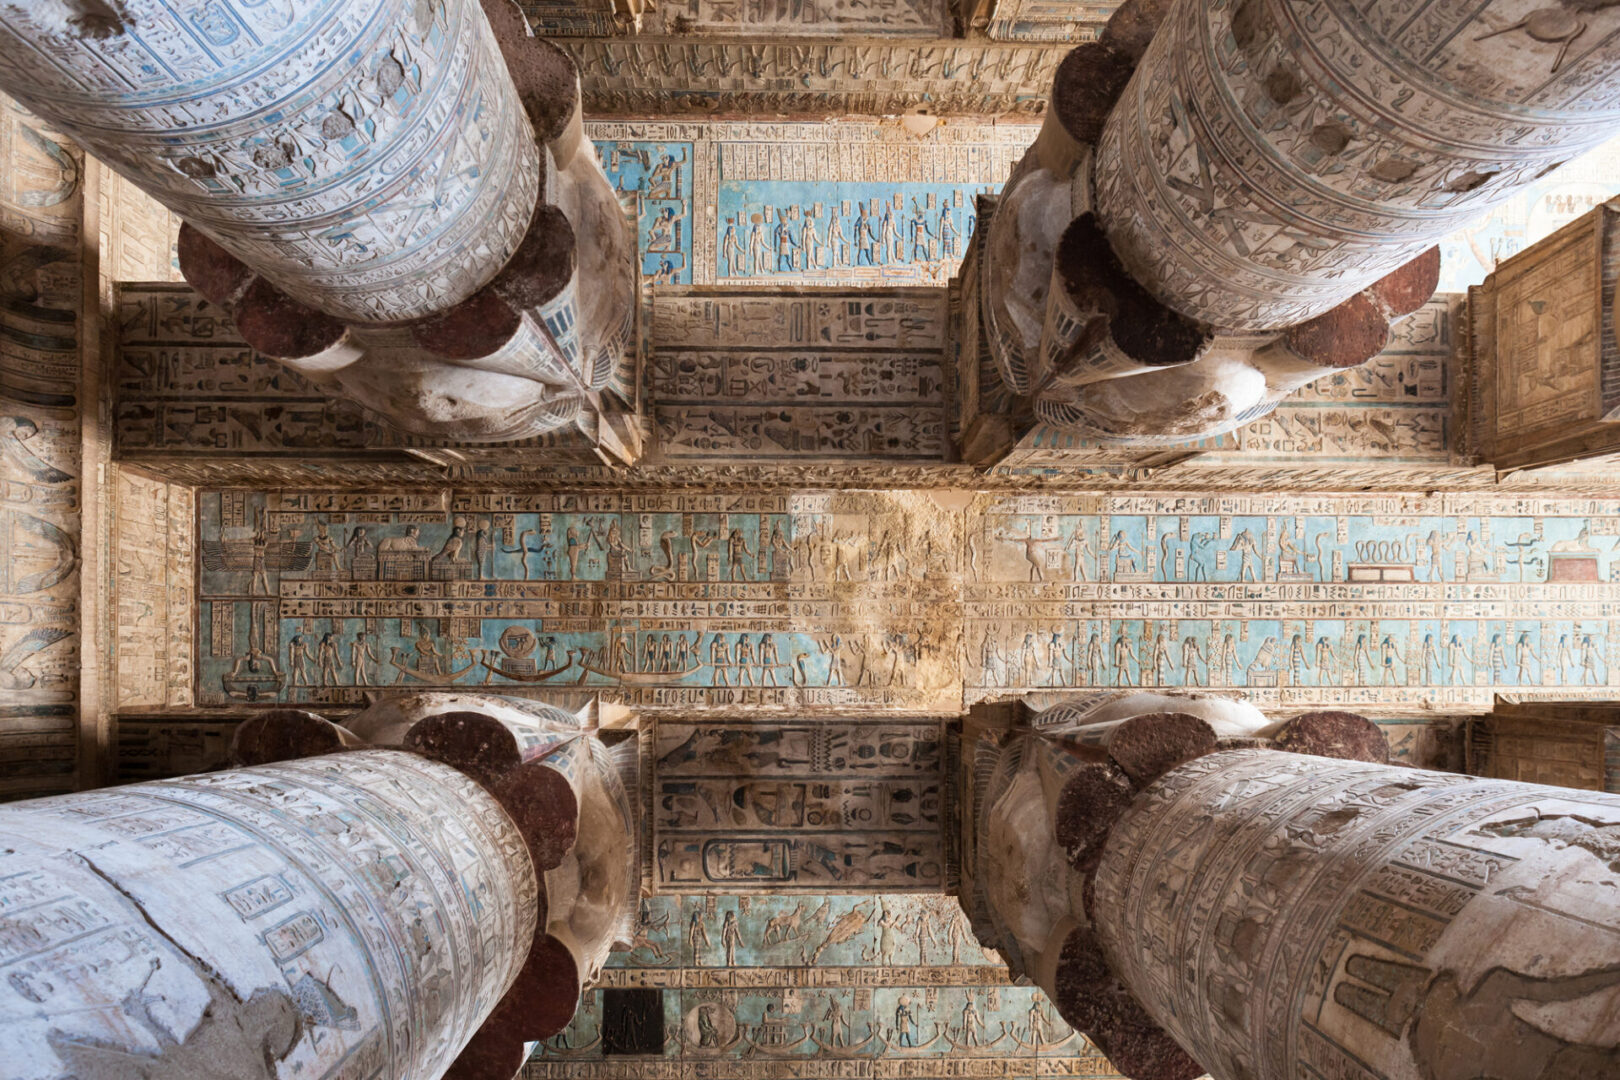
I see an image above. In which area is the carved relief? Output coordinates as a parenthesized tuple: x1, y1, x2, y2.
(966, 493, 1620, 711)
(648, 289, 948, 461)
(530, 893, 1101, 1075)
(0, 95, 83, 800)
(112, 472, 194, 709)
(0, 0, 541, 324)
(589, 120, 1030, 289)
(567, 41, 1073, 117)
(1094, 0, 1620, 331)
(652, 719, 947, 892)
(1466, 199, 1620, 470)
(639, 0, 950, 37)
(0, 750, 537, 1080)
(1094, 751, 1620, 1080)
(194, 489, 963, 713)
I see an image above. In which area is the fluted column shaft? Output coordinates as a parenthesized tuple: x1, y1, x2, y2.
(0, 0, 539, 324)
(0, 749, 537, 1080)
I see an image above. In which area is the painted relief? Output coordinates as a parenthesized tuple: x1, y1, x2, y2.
(0, 95, 83, 799)
(967, 493, 1620, 710)
(0, 0, 541, 326)
(112, 284, 612, 475)
(652, 720, 947, 892)
(985, 0, 1116, 40)
(585, 120, 1030, 289)
(1437, 133, 1620, 291)
(519, 0, 618, 36)
(114, 284, 384, 458)
(191, 489, 1620, 715)
(1490, 217, 1603, 449)
(598, 140, 695, 286)
(1015, 298, 1455, 467)
(528, 894, 1111, 1078)
(715, 175, 988, 286)
(194, 489, 963, 712)
(96, 162, 180, 288)
(649, 290, 947, 460)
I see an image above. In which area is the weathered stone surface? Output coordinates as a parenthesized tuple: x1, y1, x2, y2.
(1094, 750, 1620, 1080)
(1094, 0, 1620, 332)
(228, 707, 359, 766)
(0, 751, 537, 1080)
(405, 709, 534, 788)
(492, 757, 583, 872)
(1466, 199, 1620, 471)
(0, 96, 84, 799)
(962, 695, 1399, 1078)
(1270, 709, 1390, 763)
(444, 1025, 530, 1080)
(1106, 711, 1218, 787)
(1052, 927, 1202, 1080)
(0, 0, 541, 324)
(1055, 761, 1134, 872)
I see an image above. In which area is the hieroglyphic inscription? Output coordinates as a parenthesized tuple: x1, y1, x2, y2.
(113, 284, 385, 459)
(0, 0, 540, 324)
(1094, 0, 1620, 330)
(984, 0, 1119, 41)
(528, 894, 1111, 1076)
(0, 751, 535, 1080)
(96, 161, 179, 288)
(0, 95, 83, 799)
(570, 40, 1072, 118)
(639, 0, 949, 36)
(1491, 214, 1603, 447)
(587, 120, 1031, 289)
(1467, 200, 1620, 470)
(114, 716, 239, 782)
(967, 492, 1620, 711)
(195, 489, 962, 712)
(195, 488, 1620, 715)
(112, 472, 194, 709)
(1093, 752, 1620, 1080)
(112, 284, 609, 475)
(1440, 134, 1620, 290)
(652, 720, 946, 892)
(649, 290, 948, 461)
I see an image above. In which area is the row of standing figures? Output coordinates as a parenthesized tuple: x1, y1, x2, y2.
(980, 627, 1611, 688)
(719, 201, 969, 277)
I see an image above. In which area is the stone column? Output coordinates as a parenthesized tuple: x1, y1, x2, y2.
(0, 1, 640, 452)
(1095, 0, 1620, 332)
(0, 749, 538, 1080)
(344, 692, 640, 1078)
(960, 692, 1620, 1080)
(968, 0, 1620, 453)
(1093, 749, 1620, 1080)
(0, 0, 537, 326)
